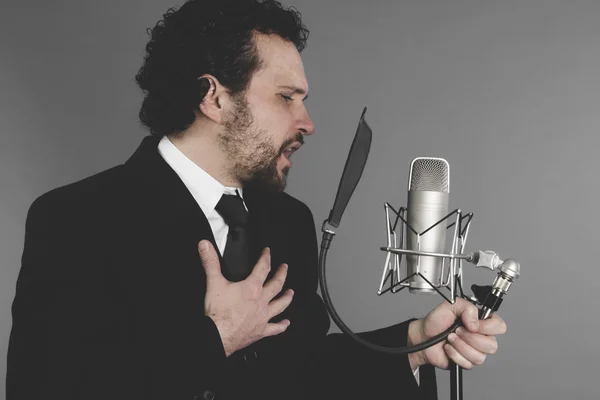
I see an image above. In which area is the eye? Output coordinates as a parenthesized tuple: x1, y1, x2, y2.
(279, 94, 294, 102)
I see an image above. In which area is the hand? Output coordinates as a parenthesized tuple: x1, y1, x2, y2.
(407, 297, 507, 370)
(198, 240, 294, 357)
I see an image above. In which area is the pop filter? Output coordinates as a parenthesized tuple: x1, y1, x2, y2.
(326, 107, 372, 228)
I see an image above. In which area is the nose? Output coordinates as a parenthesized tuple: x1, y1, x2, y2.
(297, 105, 315, 136)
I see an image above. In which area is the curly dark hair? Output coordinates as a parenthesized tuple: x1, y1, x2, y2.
(135, 0, 309, 137)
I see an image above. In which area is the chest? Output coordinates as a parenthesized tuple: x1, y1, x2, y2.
(112, 204, 296, 312)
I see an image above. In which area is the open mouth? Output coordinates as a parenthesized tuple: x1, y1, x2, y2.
(282, 142, 302, 159)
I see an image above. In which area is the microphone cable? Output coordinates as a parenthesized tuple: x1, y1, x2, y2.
(319, 229, 462, 355)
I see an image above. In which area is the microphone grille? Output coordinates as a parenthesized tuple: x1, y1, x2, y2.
(409, 157, 450, 193)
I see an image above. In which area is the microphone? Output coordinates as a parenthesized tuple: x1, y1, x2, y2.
(318, 107, 522, 391)
(406, 157, 450, 294)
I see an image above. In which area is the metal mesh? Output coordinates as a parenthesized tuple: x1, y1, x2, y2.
(409, 158, 450, 192)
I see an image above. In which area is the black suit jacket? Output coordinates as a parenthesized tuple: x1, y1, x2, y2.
(7, 136, 437, 400)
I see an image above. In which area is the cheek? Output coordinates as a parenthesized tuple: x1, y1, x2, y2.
(250, 99, 294, 142)
(262, 112, 294, 142)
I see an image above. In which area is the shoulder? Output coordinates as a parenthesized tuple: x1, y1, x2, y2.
(277, 191, 310, 211)
(271, 191, 314, 220)
(26, 164, 129, 232)
(266, 191, 319, 239)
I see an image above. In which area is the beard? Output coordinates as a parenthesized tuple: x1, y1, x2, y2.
(218, 93, 303, 194)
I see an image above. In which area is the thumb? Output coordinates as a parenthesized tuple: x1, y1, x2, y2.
(198, 240, 224, 283)
(450, 298, 480, 332)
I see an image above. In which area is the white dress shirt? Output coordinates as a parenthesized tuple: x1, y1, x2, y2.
(157, 135, 420, 385)
(157, 135, 247, 256)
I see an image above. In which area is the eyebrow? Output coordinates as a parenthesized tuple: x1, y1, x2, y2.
(277, 85, 309, 101)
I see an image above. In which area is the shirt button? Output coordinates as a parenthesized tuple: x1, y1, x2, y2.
(202, 390, 215, 400)
(243, 351, 259, 363)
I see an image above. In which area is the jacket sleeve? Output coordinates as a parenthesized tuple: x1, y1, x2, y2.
(6, 193, 228, 400)
(296, 202, 438, 400)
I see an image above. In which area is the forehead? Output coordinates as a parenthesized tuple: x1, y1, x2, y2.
(251, 33, 308, 90)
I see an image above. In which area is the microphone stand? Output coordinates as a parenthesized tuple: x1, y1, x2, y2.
(451, 360, 463, 400)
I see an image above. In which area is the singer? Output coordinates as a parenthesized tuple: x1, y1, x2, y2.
(6, 1, 506, 399)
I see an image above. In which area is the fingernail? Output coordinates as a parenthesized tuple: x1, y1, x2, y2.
(199, 241, 209, 252)
(456, 327, 464, 336)
(289, 289, 294, 296)
(448, 333, 457, 343)
(471, 319, 480, 330)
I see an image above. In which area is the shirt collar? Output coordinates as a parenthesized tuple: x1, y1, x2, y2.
(157, 135, 246, 217)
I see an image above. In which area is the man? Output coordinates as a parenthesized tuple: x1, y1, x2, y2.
(6, 1, 506, 399)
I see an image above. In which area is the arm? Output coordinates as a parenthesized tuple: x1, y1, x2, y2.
(292, 203, 437, 399)
(6, 194, 228, 400)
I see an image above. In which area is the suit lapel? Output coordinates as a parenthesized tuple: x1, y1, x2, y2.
(123, 135, 225, 273)
(244, 187, 289, 280)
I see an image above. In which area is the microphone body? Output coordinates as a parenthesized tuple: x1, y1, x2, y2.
(406, 158, 450, 294)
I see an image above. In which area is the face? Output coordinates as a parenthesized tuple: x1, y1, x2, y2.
(218, 33, 315, 193)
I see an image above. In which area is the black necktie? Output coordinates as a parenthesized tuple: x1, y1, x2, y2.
(215, 191, 251, 282)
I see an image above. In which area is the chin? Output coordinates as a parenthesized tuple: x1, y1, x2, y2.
(245, 174, 287, 195)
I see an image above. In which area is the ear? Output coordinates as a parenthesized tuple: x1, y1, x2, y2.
(197, 74, 228, 124)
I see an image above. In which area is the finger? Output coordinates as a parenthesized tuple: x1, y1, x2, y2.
(263, 263, 288, 300)
(263, 319, 291, 337)
(248, 247, 272, 285)
(479, 313, 507, 336)
(198, 240, 225, 283)
(267, 288, 294, 319)
(455, 327, 498, 355)
(448, 298, 480, 332)
(444, 344, 473, 370)
(447, 332, 487, 367)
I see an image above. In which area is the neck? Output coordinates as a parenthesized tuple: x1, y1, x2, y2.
(167, 124, 241, 188)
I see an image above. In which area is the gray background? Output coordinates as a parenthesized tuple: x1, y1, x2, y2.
(1, 0, 599, 399)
